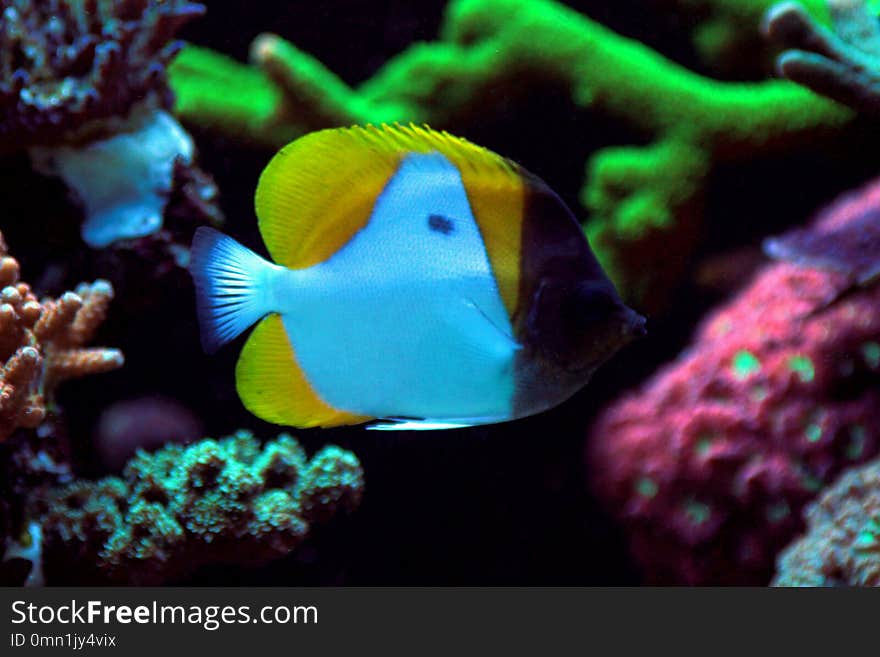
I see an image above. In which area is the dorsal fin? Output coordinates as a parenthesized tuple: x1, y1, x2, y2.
(254, 123, 525, 314)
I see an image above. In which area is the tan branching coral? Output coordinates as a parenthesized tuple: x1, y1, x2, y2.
(0, 237, 47, 440)
(0, 232, 123, 441)
(34, 281, 122, 389)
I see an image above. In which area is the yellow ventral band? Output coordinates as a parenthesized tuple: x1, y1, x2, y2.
(254, 123, 524, 317)
(236, 314, 370, 428)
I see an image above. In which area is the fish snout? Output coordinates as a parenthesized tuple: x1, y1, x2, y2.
(621, 307, 647, 340)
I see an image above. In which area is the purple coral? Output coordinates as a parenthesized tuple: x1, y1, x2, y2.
(588, 177, 880, 584)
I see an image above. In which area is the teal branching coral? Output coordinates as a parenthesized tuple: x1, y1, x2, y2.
(34, 430, 364, 585)
(168, 0, 855, 307)
(774, 454, 880, 586)
(765, 0, 880, 116)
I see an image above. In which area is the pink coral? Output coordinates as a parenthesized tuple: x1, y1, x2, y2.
(588, 180, 880, 585)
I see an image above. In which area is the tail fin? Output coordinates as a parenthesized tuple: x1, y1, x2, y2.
(190, 226, 278, 354)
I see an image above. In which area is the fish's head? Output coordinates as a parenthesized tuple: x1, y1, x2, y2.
(526, 278, 646, 376)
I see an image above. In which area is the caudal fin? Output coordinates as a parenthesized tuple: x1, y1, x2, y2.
(190, 226, 278, 354)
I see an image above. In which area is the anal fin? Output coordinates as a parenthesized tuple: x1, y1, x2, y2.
(236, 314, 371, 428)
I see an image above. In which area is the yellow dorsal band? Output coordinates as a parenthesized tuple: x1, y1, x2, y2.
(236, 314, 370, 428)
(254, 123, 524, 315)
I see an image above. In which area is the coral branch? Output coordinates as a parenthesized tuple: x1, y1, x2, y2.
(0, 0, 204, 150)
(0, 347, 44, 438)
(765, 0, 880, 115)
(774, 456, 880, 586)
(169, 0, 853, 307)
(1, 0, 222, 250)
(36, 431, 364, 585)
(36, 281, 124, 388)
(0, 232, 123, 442)
(250, 33, 382, 128)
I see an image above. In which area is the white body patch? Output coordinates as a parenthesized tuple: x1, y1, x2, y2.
(275, 152, 518, 423)
(30, 108, 193, 248)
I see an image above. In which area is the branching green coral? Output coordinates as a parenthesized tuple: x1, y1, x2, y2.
(35, 430, 364, 585)
(169, 0, 854, 307)
(765, 0, 880, 115)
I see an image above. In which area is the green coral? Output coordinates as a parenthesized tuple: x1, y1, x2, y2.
(169, 0, 854, 307)
(36, 430, 364, 585)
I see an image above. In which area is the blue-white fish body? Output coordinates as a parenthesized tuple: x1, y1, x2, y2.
(191, 125, 644, 430)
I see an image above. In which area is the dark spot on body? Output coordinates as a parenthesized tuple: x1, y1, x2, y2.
(428, 214, 455, 235)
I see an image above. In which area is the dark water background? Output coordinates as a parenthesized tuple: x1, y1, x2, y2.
(5, 0, 878, 584)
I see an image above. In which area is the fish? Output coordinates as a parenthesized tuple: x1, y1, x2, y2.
(189, 123, 645, 430)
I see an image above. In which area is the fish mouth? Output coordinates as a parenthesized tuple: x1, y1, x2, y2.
(625, 311, 647, 339)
